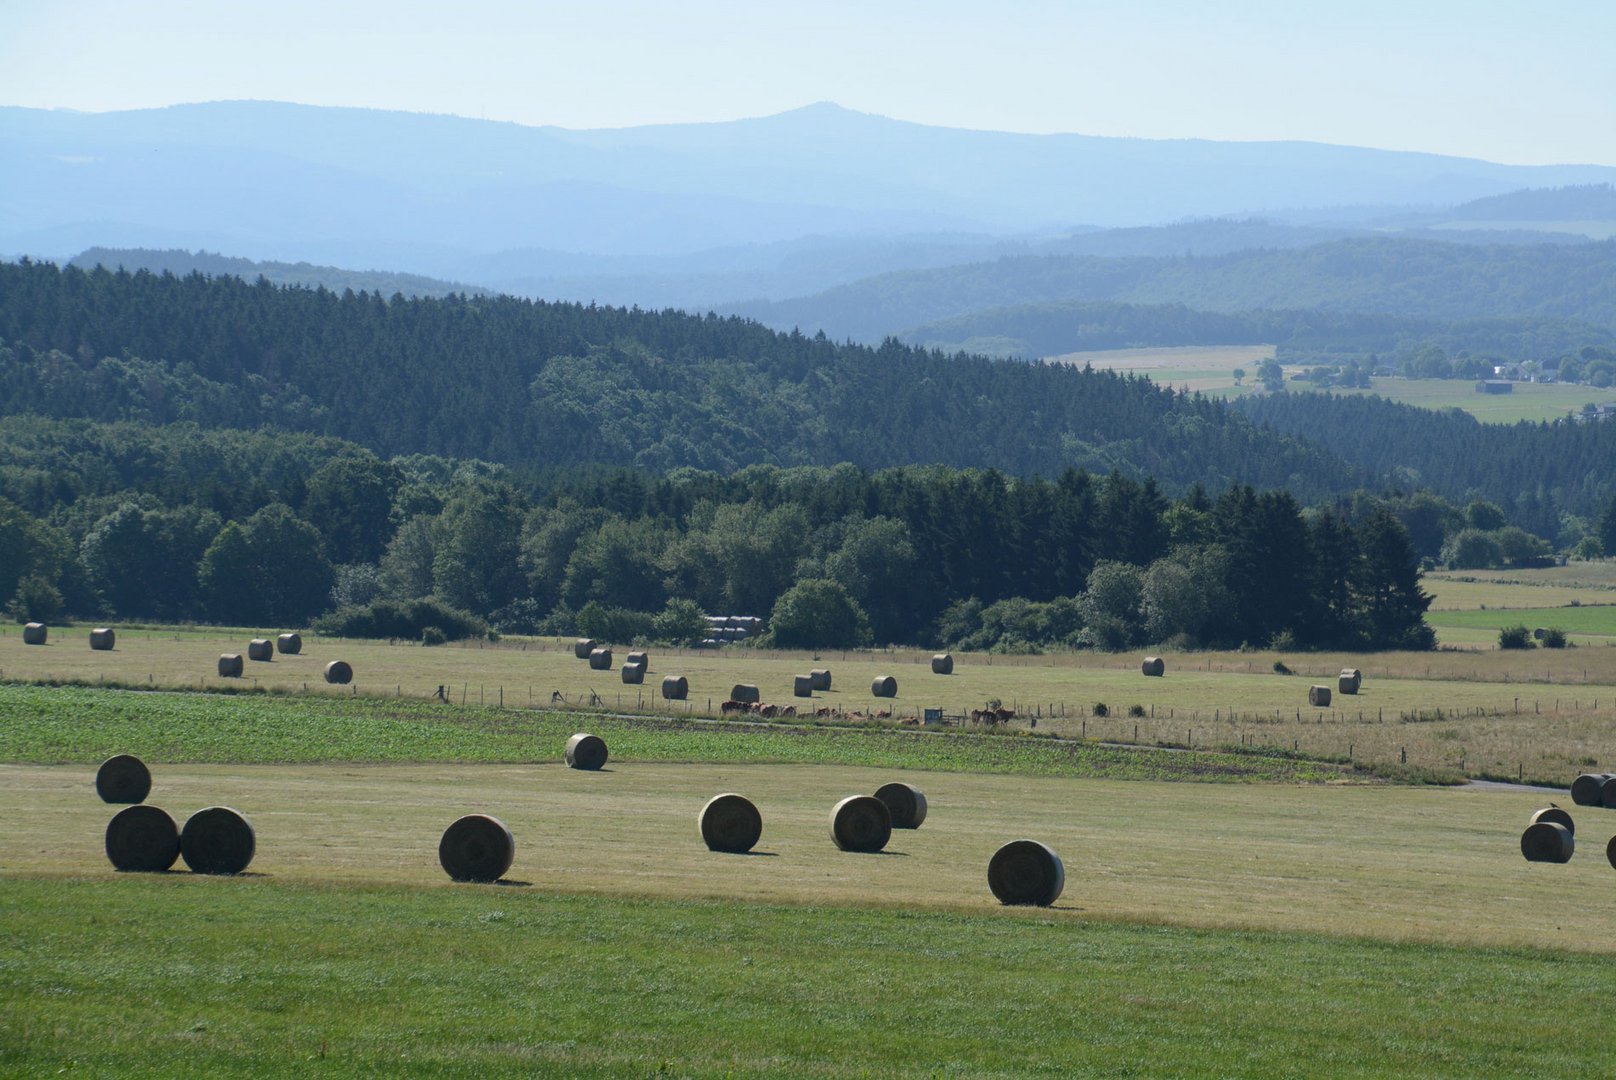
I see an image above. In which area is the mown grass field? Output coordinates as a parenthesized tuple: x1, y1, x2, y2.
(1047, 343, 1274, 394)
(1296, 376, 1616, 424)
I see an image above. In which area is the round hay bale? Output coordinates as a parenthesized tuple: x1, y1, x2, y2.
(105, 804, 180, 872)
(873, 782, 928, 829)
(699, 793, 762, 853)
(247, 638, 274, 662)
(588, 647, 613, 670)
(988, 839, 1065, 906)
(626, 651, 649, 667)
(661, 675, 688, 701)
(1571, 772, 1612, 806)
(89, 627, 115, 651)
(1601, 775, 1616, 810)
(22, 622, 46, 645)
(1307, 685, 1332, 707)
(1607, 834, 1616, 871)
(95, 754, 151, 804)
(324, 660, 353, 684)
(931, 653, 953, 675)
(730, 683, 761, 704)
(829, 795, 891, 853)
(573, 638, 596, 659)
(180, 806, 256, 875)
(793, 675, 813, 698)
(276, 632, 302, 655)
(565, 732, 608, 771)
(438, 814, 514, 883)
(621, 661, 646, 684)
(1141, 656, 1165, 677)
(871, 675, 898, 698)
(217, 653, 243, 678)
(1529, 806, 1574, 835)
(1337, 669, 1361, 695)
(809, 668, 832, 691)
(1520, 821, 1574, 864)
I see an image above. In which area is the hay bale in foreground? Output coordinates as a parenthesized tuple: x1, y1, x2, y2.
(626, 650, 649, 667)
(662, 675, 688, 700)
(1601, 775, 1616, 809)
(931, 653, 953, 675)
(23, 622, 46, 645)
(105, 804, 180, 873)
(809, 668, 832, 691)
(588, 647, 613, 670)
(89, 627, 115, 651)
(276, 632, 302, 655)
(621, 661, 646, 684)
(565, 732, 608, 771)
(1571, 772, 1612, 806)
(873, 782, 927, 829)
(1338, 668, 1362, 695)
(1141, 656, 1165, 677)
(1607, 834, 1616, 871)
(574, 638, 596, 659)
(699, 793, 762, 853)
(217, 653, 244, 678)
(988, 839, 1065, 906)
(247, 638, 274, 662)
(871, 675, 898, 698)
(324, 660, 353, 684)
(438, 814, 515, 883)
(1307, 685, 1332, 707)
(829, 795, 891, 853)
(180, 806, 256, 875)
(1520, 821, 1574, 863)
(95, 754, 151, 804)
(1529, 806, 1574, 835)
(730, 683, 760, 704)
(793, 675, 813, 698)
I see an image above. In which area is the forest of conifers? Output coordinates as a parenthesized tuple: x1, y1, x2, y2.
(5, 256, 1612, 652)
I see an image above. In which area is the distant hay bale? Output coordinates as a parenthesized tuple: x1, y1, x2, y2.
(931, 653, 953, 675)
(1520, 821, 1574, 863)
(809, 668, 832, 691)
(1307, 685, 1331, 707)
(627, 651, 649, 667)
(988, 839, 1065, 906)
(793, 675, 813, 698)
(438, 814, 515, 883)
(1141, 656, 1165, 677)
(95, 754, 151, 804)
(1607, 834, 1616, 871)
(180, 806, 256, 875)
(699, 793, 763, 853)
(247, 638, 274, 662)
(1338, 668, 1361, 695)
(1601, 775, 1616, 809)
(217, 653, 244, 678)
(324, 660, 353, 685)
(731, 683, 761, 704)
(1530, 806, 1575, 835)
(871, 675, 898, 698)
(830, 795, 892, 853)
(873, 782, 928, 829)
(574, 638, 596, 659)
(105, 804, 180, 873)
(277, 632, 303, 655)
(89, 628, 115, 651)
(1533, 627, 1546, 641)
(661, 675, 688, 700)
(621, 661, 646, 684)
(1571, 772, 1612, 806)
(588, 647, 613, 670)
(565, 732, 608, 771)
(22, 622, 46, 645)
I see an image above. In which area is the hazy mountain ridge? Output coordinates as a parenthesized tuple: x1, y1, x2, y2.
(67, 248, 489, 299)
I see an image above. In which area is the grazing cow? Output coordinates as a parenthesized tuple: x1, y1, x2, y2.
(759, 704, 779, 718)
(900, 716, 919, 725)
(995, 707, 1016, 723)
(780, 705, 796, 717)
(875, 709, 891, 720)
(815, 707, 832, 717)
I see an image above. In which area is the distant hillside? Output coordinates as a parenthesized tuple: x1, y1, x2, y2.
(68, 248, 489, 298)
(6, 100, 1616, 275)
(730, 237, 1616, 343)
(1444, 184, 1616, 222)
(0, 258, 1357, 497)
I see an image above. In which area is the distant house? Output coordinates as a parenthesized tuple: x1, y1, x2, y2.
(1476, 380, 1514, 394)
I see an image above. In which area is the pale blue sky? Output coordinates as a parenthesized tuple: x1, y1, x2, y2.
(3, 0, 1612, 165)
